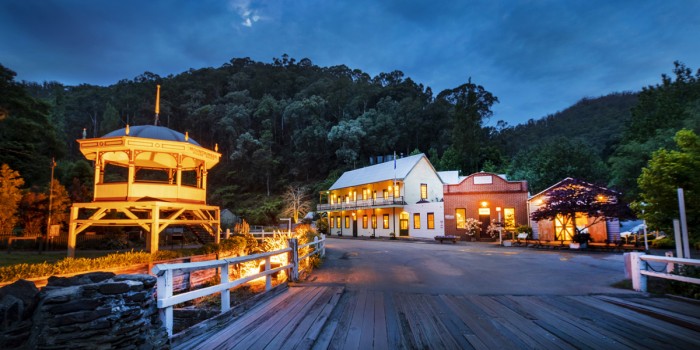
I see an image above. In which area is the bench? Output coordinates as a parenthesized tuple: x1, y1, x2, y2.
(434, 235, 458, 244)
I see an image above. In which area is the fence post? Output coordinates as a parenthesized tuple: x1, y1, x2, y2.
(288, 238, 299, 281)
(157, 269, 174, 337)
(630, 252, 647, 292)
(265, 256, 272, 291)
(221, 262, 230, 313)
(321, 234, 326, 258)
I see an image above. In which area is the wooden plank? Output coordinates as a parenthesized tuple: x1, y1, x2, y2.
(196, 287, 312, 350)
(430, 294, 477, 350)
(478, 296, 570, 350)
(506, 296, 603, 350)
(541, 296, 659, 349)
(264, 287, 336, 349)
(418, 294, 462, 349)
(357, 291, 377, 350)
(372, 291, 390, 350)
(382, 291, 407, 350)
(464, 296, 536, 350)
(294, 287, 344, 350)
(342, 289, 367, 350)
(627, 297, 700, 319)
(239, 286, 326, 350)
(573, 296, 700, 348)
(596, 295, 700, 331)
(395, 293, 430, 348)
(439, 294, 517, 349)
(311, 290, 349, 350)
(327, 290, 359, 350)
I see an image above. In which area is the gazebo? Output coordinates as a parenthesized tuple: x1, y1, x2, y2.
(66, 123, 221, 257)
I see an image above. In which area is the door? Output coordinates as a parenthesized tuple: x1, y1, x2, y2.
(478, 208, 491, 239)
(352, 217, 358, 237)
(399, 212, 409, 236)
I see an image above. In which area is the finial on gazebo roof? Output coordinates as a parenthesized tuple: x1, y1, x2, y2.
(185, 131, 189, 141)
(126, 124, 130, 136)
(215, 143, 218, 152)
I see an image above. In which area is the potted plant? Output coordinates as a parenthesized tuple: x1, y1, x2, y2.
(389, 232, 396, 240)
(370, 232, 376, 239)
(572, 230, 591, 249)
(464, 218, 481, 241)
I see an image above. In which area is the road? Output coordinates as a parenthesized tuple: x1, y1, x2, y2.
(310, 237, 637, 295)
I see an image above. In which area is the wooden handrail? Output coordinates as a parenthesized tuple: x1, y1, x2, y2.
(152, 234, 326, 337)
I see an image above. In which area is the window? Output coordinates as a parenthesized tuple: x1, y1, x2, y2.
(330, 216, 335, 228)
(504, 208, 515, 229)
(362, 188, 368, 200)
(427, 212, 435, 229)
(373, 191, 377, 200)
(420, 184, 428, 200)
(383, 214, 390, 229)
(362, 215, 368, 229)
(413, 213, 421, 229)
(383, 190, 389, 199)
(371, 215, 377, 229)
(335, 217, 341, 229)
(394, 184, 400, 197)
(455, 208, 466, 229)
(345, 216, 350, 228)
(352, 191, 357, 201)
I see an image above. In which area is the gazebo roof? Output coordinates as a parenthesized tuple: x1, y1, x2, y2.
(103, 125, 200, 146)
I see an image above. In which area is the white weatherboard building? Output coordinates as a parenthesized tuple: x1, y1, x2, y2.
(317, 154, 445, 239)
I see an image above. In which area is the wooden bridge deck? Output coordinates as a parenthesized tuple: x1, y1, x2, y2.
(176, 285, 700, 350)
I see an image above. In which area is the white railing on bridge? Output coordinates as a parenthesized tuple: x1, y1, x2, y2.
(628, 252, 700, 292)
(152, 234, 326, 336)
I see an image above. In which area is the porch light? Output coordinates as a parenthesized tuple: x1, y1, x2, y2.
(496, 207, 501, 212)
(481, 201, 488, 207)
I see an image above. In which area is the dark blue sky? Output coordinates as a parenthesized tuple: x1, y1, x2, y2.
(1, 0, 699, 125)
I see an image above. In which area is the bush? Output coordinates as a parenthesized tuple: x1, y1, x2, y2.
(651, 237, 676, 249)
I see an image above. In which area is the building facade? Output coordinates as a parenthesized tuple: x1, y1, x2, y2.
(528, 178, 621, 242)
(317, 154, 445, 239)
(443, 172, 528, 240)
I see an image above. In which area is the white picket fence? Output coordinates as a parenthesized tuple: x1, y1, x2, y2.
(152, 234, 326, 336)
(628, 252, 700, 292)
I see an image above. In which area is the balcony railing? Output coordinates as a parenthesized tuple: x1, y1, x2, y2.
(317, 196, 405, 211)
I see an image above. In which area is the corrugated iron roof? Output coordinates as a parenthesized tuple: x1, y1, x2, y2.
(329, 153, 426, 190)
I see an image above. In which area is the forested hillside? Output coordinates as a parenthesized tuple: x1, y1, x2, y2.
(2, 57, 699, 225)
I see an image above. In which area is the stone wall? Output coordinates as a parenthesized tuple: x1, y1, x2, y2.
(0, 272, 169, 349)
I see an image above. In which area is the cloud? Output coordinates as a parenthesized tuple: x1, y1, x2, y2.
(229, 0, 261, 27)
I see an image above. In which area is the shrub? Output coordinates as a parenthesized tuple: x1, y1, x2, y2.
(651, 237, 676, 249)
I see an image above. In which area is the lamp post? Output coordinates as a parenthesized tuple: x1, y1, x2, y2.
(44, 157, 56, 253)
(496, 207, 502, 245)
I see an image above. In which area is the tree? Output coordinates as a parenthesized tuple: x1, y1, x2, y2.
(508, 137, 608, 194)
(0, 164, 25, 235)
(437, 78, 498, 174)
(280, 185, 311, 223)
(637, 129, 700, 237)
(530, 178, 632, 241)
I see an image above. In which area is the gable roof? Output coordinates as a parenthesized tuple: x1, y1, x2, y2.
(438, 171, 461, 185)
(528, 177, 619, 200)
(329, 153, 429, 190)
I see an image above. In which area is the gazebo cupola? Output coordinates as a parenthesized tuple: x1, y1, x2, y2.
(78, 124, 220, 204)
(67, 86, 222, 257)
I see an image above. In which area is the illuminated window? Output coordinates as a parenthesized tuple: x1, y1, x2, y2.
(335, 217, 341, 229)
(394, 184, 400, 197)
(362, 188, 368, 200)
(383, 214, 390, 229)
(455, 208, 466, 229)
(363, 215, 368, 229)
(330, 216, 334, 228)
(504, 208, 515, 229)
(413, 213, 421, 229)
(373, 191, 377, 200)
(427, 212, 434, 229)
(371, 215, 377, 229)
(345, 216, 350, 228)
(353, 191, 357, 201)
(331, 195, 335, 204)
(382, 190, 388, 199)
(420, 184, 428, 200)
